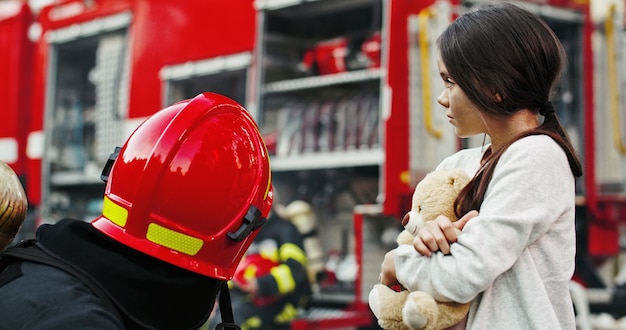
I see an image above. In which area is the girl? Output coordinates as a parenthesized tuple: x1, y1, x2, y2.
(379, 3, 583, 329)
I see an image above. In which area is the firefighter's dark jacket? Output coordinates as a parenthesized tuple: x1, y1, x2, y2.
(0, 219, 222, 330)
(250, 212, 310, 304)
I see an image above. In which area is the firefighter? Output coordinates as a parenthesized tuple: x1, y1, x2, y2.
(0, 92, 273, 330)
(207, 191, 311, 330)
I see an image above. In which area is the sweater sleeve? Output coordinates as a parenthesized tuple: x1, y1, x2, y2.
(394, 135, 576, 302)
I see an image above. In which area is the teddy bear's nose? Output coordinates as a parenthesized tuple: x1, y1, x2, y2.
(401, 212, 410, 226)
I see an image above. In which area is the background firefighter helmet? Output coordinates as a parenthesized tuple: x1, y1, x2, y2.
(232, 253, 281, 306)
(0, 161, 27, 251)
(92, 92, 273, 280)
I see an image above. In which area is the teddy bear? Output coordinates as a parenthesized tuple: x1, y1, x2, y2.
(0, 161, 27, 251)
(368, 168, 472, 330)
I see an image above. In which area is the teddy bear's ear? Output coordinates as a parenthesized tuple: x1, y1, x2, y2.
(447, 170, 471, 190)
(401, 212, 410, 226)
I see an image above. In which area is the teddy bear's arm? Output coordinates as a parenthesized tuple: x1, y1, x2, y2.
(434, 301, 470, 329)
(397, 229, 415, 246)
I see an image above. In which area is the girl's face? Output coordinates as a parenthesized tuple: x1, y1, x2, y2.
(436, 55, 487, 138)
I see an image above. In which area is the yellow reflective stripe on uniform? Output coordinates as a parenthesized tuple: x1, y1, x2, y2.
(260, 247, 279, 263)
(146, 223, 203, 255)
(278, 243, 307, 266)
(241, 316, 262, 330)
(101, 196, 128, 227)
(274, 303, 298, 324)
(270, 264, 295, 294)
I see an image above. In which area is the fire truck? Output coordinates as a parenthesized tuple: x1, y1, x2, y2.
(0, 1, 33, 228)
(1, 0, 626, 328)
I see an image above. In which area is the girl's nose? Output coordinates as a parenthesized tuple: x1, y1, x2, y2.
(437, 90, 449, 108)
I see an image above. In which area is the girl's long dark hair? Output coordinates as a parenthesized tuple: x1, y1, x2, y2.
(436, 3, 583, 216)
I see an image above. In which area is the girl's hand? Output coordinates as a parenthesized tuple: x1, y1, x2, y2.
(412, 210, 478, 256)
(379, 250, 399, 287)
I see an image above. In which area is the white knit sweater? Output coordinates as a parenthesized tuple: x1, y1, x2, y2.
(394, 135, 577, 329)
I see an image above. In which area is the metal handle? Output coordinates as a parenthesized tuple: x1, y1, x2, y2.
(418, 7, 443, 139)
(606, 4, 626, 154)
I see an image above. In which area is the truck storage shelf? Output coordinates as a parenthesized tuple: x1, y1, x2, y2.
(262, 69, 382, 94)
(51, 171, 104, 186)
(255, 0, 371, 15)
(270, 148, 383, 171)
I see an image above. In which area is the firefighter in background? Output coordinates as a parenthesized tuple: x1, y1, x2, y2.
(208, 191, 311, 330)
(280, 200, 325, 292)
(0, 93, 273, 329)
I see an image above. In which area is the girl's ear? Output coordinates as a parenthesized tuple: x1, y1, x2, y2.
(494, 92, 502, 102)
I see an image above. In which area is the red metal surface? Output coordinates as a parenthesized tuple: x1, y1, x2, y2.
(577, 1, 626, 258)
(290, 303, 373, 330)
(580, 0, 597, 220)
(0, 1, 33, 178)
(383, 0, 440, 218)
(33, 0, 256, 120)
(26, 0, 257, 205)
(126, 0, 256, 118)
(354, 211, 364, 302)
(588, 196, 626, 256)
(543, 0, 590, 8)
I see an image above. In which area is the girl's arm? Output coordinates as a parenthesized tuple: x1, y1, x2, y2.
(412, 210, 478, 256)
(391, 136, 575, 303)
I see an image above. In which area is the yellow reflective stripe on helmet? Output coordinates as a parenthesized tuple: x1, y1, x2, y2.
(265, 170, 272, 199)
(270, 264, 295, 294)
(102, 196, 128, 227)
(256, 125, 272, 201)
(146, 223, 203, 255)
(279, 243, 307, 266)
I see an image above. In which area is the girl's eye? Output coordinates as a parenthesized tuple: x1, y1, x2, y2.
(444, 77, 455, 87)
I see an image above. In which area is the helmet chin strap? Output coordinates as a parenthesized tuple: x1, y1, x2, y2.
(216, 282, 241, 330)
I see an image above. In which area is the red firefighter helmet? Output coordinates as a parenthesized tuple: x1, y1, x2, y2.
(232, 254, 279, 287)
(233, 253, 280, 306)
(92, 92, 273, 280)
